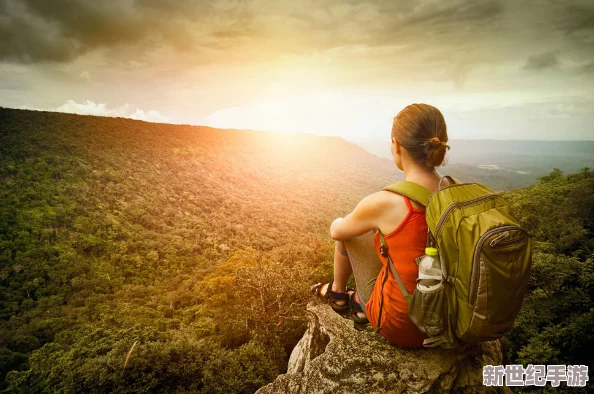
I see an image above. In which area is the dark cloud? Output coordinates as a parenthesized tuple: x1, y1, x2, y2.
(0, 0, 203, 63)
(134, 0, 210, 16)
(401, 0, 503, 28)
(0, 0, 592, 74)
(523, 52, 558, 70)
(0, 0, 506, 65)
(0, 1, 81, 62)
(580, 62, 594, 73)
(557, 3, 594, 34)
(549, 2, 594, 53)
(0, 16, 73, 62)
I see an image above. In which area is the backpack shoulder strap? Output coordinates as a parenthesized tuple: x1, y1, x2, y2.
(383, 176, 459, 207)
(439, 175, 458, 189)
(382, 181, 432, 207)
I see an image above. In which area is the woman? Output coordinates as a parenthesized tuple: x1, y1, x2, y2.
(312, 103, 451, 348)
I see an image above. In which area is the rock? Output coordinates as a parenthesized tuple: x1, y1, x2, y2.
(257, 301, 510, 394)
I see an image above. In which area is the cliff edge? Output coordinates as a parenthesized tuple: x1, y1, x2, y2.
(257, 301, 510, 394)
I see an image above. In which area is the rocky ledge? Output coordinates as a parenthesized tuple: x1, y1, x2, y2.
(257, 301, 510, 394)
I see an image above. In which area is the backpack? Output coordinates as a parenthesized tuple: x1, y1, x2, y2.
(378, 176, 533, 349)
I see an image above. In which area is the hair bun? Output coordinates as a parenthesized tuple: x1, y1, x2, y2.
(423, 137, 450, 167)
(426, 137, 449, 150)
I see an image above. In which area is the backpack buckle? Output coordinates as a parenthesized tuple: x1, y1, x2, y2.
(380, 245, 389, 258)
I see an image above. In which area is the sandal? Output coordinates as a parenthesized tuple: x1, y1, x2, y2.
(349, 291, 369, 325)
(310, 280, 350, 313)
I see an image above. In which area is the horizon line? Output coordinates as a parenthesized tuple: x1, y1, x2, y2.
(3, 106, 594, 143)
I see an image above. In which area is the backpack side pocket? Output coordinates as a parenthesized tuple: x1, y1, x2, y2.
(409, 282, 448, 337)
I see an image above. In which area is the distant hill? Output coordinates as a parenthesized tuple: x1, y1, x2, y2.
(0, 107, 402, 391)
(0, 107, 400, 254)
(354, 139, 594, 190)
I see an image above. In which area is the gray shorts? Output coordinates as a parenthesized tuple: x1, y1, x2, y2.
(339, 231, 384, 311)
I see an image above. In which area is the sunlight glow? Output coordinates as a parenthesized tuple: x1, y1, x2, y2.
(205, 91, 415, 140)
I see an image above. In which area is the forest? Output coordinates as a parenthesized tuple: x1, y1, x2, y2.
(0, 107, 592, 393)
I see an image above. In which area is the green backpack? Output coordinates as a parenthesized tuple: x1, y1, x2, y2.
(378, 176, 533, 349)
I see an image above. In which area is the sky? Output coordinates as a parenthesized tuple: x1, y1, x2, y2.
(1, 0, 593, 143)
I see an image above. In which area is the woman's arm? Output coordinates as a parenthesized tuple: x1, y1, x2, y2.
(329, 192, 385, 241)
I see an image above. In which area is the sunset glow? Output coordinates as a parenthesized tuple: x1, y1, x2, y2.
(1, 0, 593, 141)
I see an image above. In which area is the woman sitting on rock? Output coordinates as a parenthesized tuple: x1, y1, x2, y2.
(311, 103, 451, 348)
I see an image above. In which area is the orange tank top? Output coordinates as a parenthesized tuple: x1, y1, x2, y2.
(365, 195, 428, 348)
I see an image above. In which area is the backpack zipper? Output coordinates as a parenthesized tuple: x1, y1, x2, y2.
(468, 225, 528, 306)
(433, 193, 501, 241)
(489, 231, 510, 247)
(492, 233, 526, 248)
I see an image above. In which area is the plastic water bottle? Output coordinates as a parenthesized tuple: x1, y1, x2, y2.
(416, 247, 442, 291)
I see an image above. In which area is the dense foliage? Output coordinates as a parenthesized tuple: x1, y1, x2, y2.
(0, 108, 394, 393)
(1, 108, 592, 392)
(504, 168, 594, 393)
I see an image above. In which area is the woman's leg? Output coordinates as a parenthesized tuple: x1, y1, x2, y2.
(343, 230, 383, 306)
(318, 241, 353, 307)
(322, 232, 383, 315)
(331, 240, 353, 293)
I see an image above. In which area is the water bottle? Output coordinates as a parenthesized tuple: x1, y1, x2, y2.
(410, 247, 447, 337)
(416, 247, 442, 291)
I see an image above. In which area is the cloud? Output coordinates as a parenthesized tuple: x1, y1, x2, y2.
(1, 0, 592, 90)
(580, 62, 594, 73)
(400, 0, 503, 28)
(554, 3, 594, 35)
(0, 1, 558, 63)
(28, 99, 172, 123)
(523, 52, 559, 70)
(2, 0, 594, 128)
(0, 0, 203, 63)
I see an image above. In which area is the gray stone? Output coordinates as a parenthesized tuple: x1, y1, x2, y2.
(257, 301, 510, 394)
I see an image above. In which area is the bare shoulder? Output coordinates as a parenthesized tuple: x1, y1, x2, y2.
(355, 191, 394, 212)
(376, 190, 408, 207)
(349, 191, 403, 219)
(373, 190, 410, 234)
(377, 190, 411, 214)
